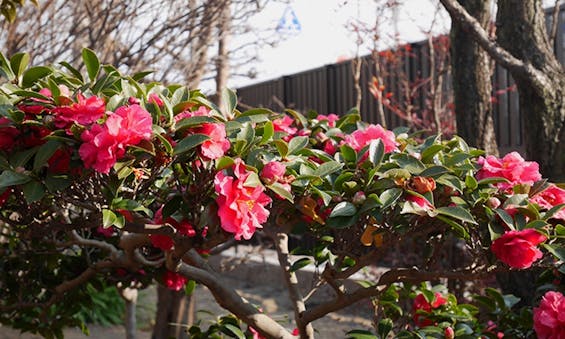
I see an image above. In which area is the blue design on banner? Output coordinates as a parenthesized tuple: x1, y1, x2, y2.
(276, 6, 301, 36)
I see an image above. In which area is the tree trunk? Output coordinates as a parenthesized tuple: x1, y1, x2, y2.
(450, 0, 498, 155)
(496, 0, 565, 180)
(215, 0, 231, 110)
(151, 285, 192, 339)
(120, 287, 138, 339)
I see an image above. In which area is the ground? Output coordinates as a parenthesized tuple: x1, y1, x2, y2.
(0, 245, 376, 338)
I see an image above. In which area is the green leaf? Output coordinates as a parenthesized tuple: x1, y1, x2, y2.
(437, 215, 469, 239)
(0, 51, 15, 80)
(288, 136, 309, 155)
(185, 280, 196, 296)
(173, 134, 210, 155)
(102, 209, 117, 228)
(345, 329, 378, 339)
(330, 201, 357, 218)
(377, 318, 393, 339)
(421, 144, 444, 163)
(33, 140, 60, 171)
(21, 66, 52, 88)
(368, 139, 384, 166)
(326, 215, 358, 229)
(493, 208, 515, 230)
(59, 61, 84, 81)
(260, 120, 274, 144)
(418, 165, 450, 178)
(465, 175, 478, 190)
(267, 182, 293, 202)
(82, 48, 100, 82)
(544, 203, 565, 220)
(216, 156, 235, 171)
(436, 206, 477, 224)
(543, 244, 565, 262)
(290, 258, 312, 272)
(22, 180, 45, 203)
(175, 115, 217, 130)
(379, 188, 403, 209)
(274, 139, 288, 158)
(311, 186, 332, 206)
(10, 52, 30, 79)
(221, 88, 237, 116)
(0, 170, 31, 188)
(44, 173, 71, 192)
(339, 144, 357, 163)
(477, 177, 510, 186)
(314, 161, 343, 177)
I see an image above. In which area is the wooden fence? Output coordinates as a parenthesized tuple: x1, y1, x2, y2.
(235, 5, 565, 156)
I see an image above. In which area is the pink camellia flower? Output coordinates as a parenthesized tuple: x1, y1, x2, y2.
(491, 229, 547, 269)
(214, 159, 272, 240)
(79, 105, 152, 173)
(273, 115, 297, 138)
(476, 152, 541, 190)
(260, 161, 286, 184)
(174, 105, 211, 122)
(343, 124, 398, 154)
(52, 93, 106, 128)
(413, 292, 447, 327)
(0, 118, 20, 151)
(195, 123, 230, 160)
(531, 184, 565, 220)
(147, 93, 164, 107)
(317, 113, 339, 127)
(533, 291, 565, 339)
(163, 270, 188, 291)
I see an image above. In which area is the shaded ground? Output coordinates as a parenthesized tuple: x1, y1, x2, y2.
(0, 246, 376, 338)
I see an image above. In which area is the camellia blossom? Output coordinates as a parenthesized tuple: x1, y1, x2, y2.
(533, 290, 565, 339)
(343, 124, 398, 154)
(79, 104, 152, 173)
(260, 161, 286, 184)
(195, 123, 230, 160)
(413, 292, 447, 327)
(411, 176, 436, 194)
(491, 229, 547, 269)
(0, 118, 20, 151)
(317, 113, 339, 127)
(214, 159, 272, 240)
(174, 105, 211, 122)
(476, 152, 541, 190)
(163, 270, 188, 291)
(52, 93, 106, 128)
(531, 184, 565, 220)
(273, 115, 297, 138)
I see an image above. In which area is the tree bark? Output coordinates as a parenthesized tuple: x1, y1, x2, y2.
(152, 285, 192, 339)
(496, 0, 565, 180)
(215, 0, 231, 110)
(450, 0, 498, 155)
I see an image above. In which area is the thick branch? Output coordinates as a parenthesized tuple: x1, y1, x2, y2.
(273, 232, 314, 339)
(439, 0, 548, 88)
(177, 263, 294, 339)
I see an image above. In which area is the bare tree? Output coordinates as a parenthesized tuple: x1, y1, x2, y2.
(440, 0, 565, 180)
(0, 0, 278, 91)
(449, 0, 499, 155)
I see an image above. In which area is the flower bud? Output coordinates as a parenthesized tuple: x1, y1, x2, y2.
(352, 191, 366, 205)
(487, 197, 501, 209)
(444, 327, 454, 339)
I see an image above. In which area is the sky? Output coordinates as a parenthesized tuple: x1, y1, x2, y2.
(224, 0, 451, 90)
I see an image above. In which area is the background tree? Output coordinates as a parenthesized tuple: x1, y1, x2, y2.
(449, 0, 498, 156)
(440, 0, 565, 181)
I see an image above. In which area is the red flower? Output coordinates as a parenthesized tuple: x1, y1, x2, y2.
(531, 184, 565, 220)
(0, 118, 20, 151)
(342, 124, 398, 154)
(147, 93, 164, 107)
(149, 207, 196, 251)
(413, 292, 447, 327)
(53, 93, 106, 128)
(476, 152, 541, 190)
(195, 123, 230, 160)
(317, 113, 339, 127)
(533, 291, 565, 339)
(491, 229, 546, 269)
(273, 115, 297, 140)
(260, 161, 286, 184)
(0, 188, 12, 207)
(163, 270, 188, 291)
(214, 158, 272, 240)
